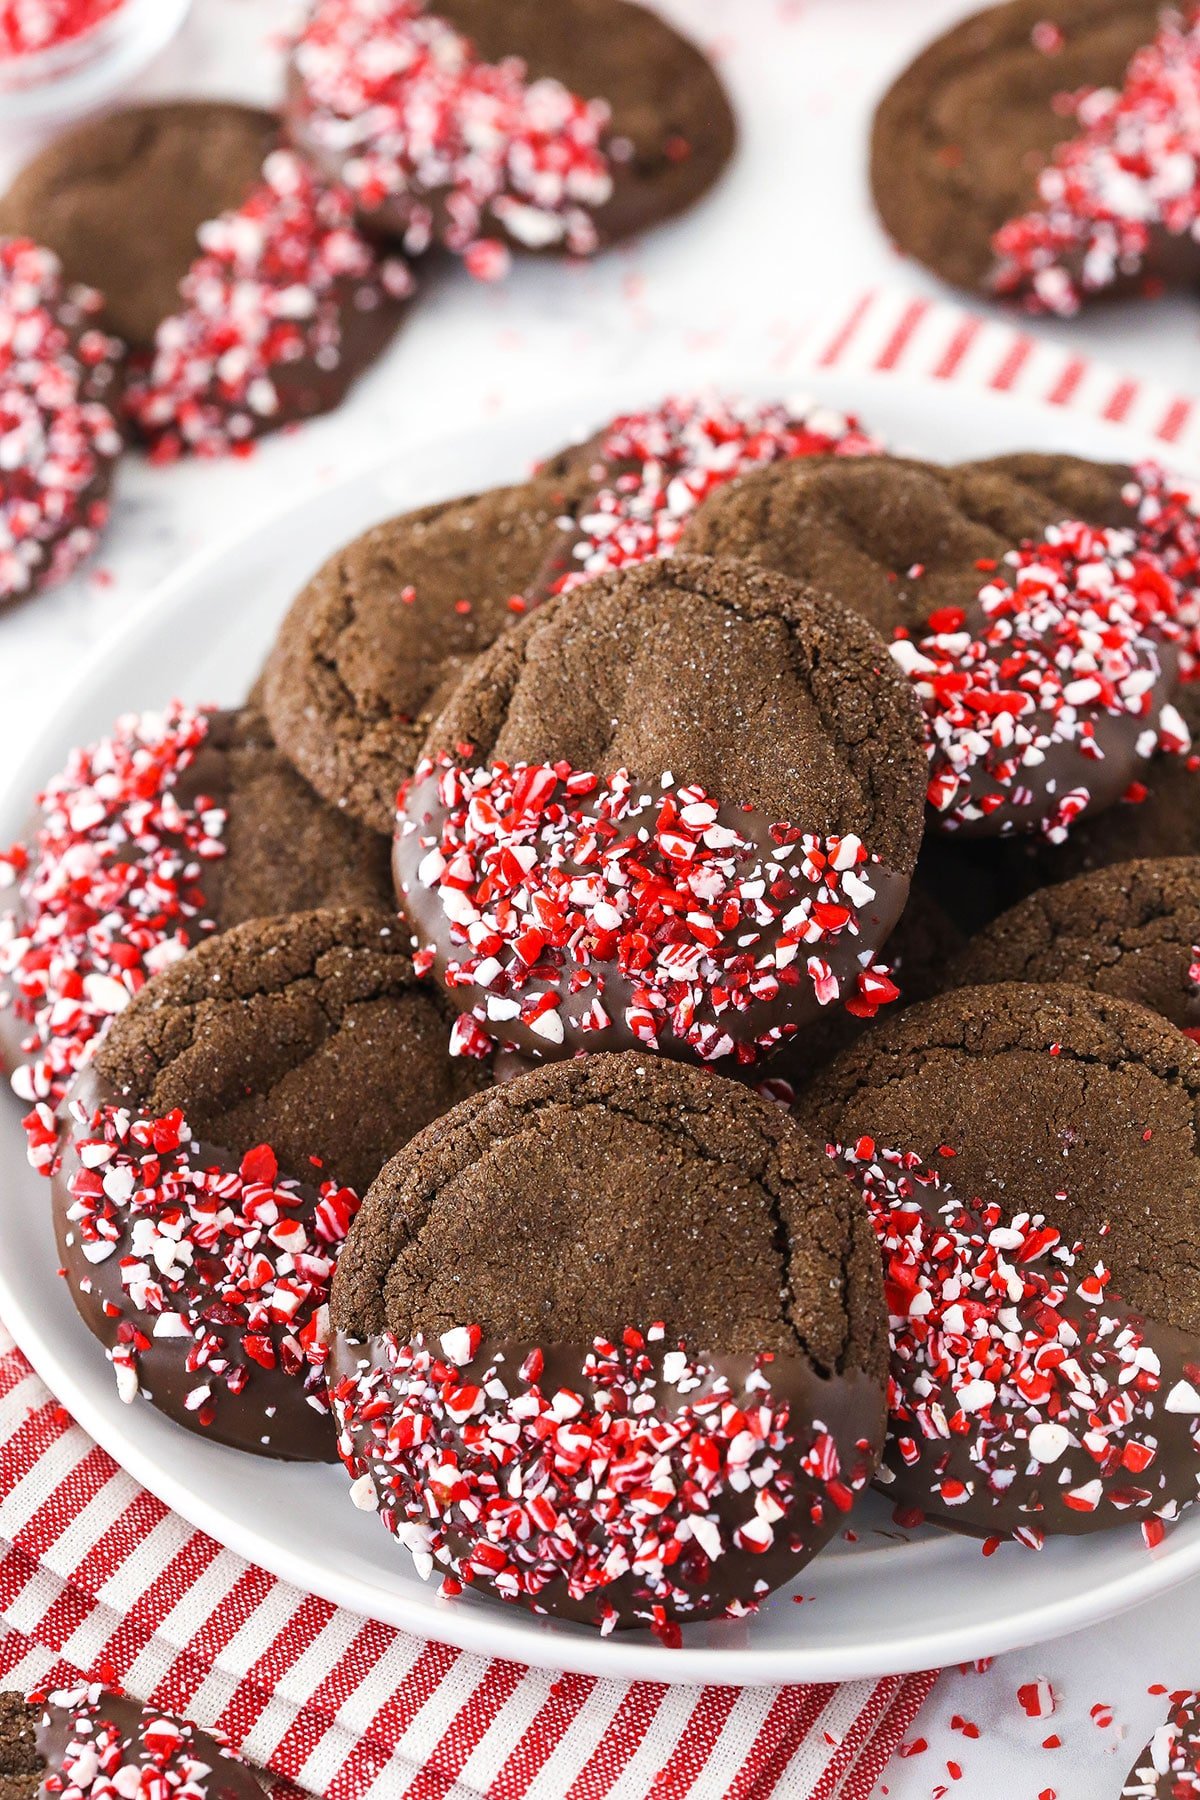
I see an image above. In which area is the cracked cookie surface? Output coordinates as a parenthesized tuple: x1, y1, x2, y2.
(334, 1050, 887, 1377)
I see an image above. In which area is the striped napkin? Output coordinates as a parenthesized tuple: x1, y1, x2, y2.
(3, 287, 1197, 1800)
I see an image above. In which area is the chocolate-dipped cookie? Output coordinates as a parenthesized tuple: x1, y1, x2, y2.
(2, 702, 394, 1119)
(1122, 1693, 1200, 1796)
(261, 474, 592, 835)
(47, 907, 490, 1460)
(871, 0, 1199, 314)
(0, 104, 413, 455)
(329, 1052, 887, 1632)
(0, 102, 277, 350)
(948, 857, 1200, 1033)
(288, 0, 735, 262)
(682, 453, 1192, 842)
(0, 1684, 264, 1800)
(801, 982, 1200, 1543)
(0, 238, 124, 605)
(397, 554, 927, 1070)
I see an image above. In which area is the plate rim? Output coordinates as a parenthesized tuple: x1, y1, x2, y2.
(3, 364, 1199, 1686)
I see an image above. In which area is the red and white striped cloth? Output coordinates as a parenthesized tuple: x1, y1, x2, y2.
(810, 288, 1200, 458)
(2, 288, 1197, 1800)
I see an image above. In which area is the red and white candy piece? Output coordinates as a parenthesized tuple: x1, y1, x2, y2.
(992, 11, 1200, 314)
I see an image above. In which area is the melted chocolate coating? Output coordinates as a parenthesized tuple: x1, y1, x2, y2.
(330, 1331, 883, 1629)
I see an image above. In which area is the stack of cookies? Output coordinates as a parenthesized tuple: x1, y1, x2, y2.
(4, 389, 1199, 1641)
(0, 0, 735, 603)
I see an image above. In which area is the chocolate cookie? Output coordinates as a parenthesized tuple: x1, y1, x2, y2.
(683, 454, 1190, 841)
(329, 1052, 886, 1631)
(2, 702, 394, 1119)
(262, 472, 598, 834)
(0, 105, 413, 454)
(397, 554, 927, 1070)
(801, 982, 1200, 1542)
(48, 907, 490, 1459)
(0, 1685, 264, 1800)
(1122, 1693, 1200, 1796)
(949, 857, 1200, 1032)
(288, 0, 734, 261)
(0, 238, 124, 604)
(870, 0, 1179, 307)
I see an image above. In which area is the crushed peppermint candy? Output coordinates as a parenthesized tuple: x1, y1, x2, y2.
(124, 149, 414, 461)
(1122, 1692, 1200, 1795)
(54, 1104, 358, 1427)
(992, 9, 1200, 314)
(841, 1140, 1200, 1538)
(400, 757, 901, 1066)
(0, 237, 123, 601)
(548, 394, 881, 592)
(890, 520, 1192, 840)
(0, 0, 123, 56)
(28, 1682, 250, 1800)
(1127, 459, 1200, 680)
(1, 702, 226, 1120)
(292, 0, 614, 271)
(331, 1322, 875, 1631)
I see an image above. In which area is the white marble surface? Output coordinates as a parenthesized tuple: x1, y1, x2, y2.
(1, 3, 1199, 1795)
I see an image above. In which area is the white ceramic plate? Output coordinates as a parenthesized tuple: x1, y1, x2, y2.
(3, 370, 1198, 1686)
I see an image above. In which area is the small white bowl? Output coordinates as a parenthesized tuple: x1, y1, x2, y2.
(0, 0, 193, 126)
